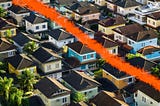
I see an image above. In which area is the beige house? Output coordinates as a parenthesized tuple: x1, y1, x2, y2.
(102, 63, 135, 89)
(95, 0, 106, 6)
(98, 16, 125, 35)
(106, 0, 118, 12)
(35, 77, 71, 106)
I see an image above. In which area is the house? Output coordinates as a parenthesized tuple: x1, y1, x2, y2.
(138, 46, 160, 61)
(0, 0, 12, 9)
(106, 0, 118, 12)
(7, 54, 36, 75)
(47, 29, 75, 48)
(65, 2, 100, 22)
(113, 24, 158, 51)
(48, 20, 61, 29)
(0, 18, 17, 37)
(41, 0, 50, 4)
(95, 0, 106, 6)
(66, 41, 97, 71)
(115, 0, 141, 16)
(102, 63, 135, 89)
(136, 0, 148, 4)
(123, 81, 160, 106)
(35, 77, 71, 106)
(8, 5, 30, 27)
(12, 32, 32, 52)
(95, 37, 118, 55)
(128, 0, 160, 25)
(31, 47, 62, 79)
(0, 38, 16, 61)
(62, 71, 100, 99)
(127, 57, 157, 72)
(90, 90, 129, 106)
(147, 11, 160, 30)
(98, 15, 126, 35)
(24, 14, 48, 37)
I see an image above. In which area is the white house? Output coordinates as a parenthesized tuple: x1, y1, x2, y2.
(0, 0, 12, 9)
(47, 29, 75, 48)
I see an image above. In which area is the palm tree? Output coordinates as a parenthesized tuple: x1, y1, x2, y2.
(151, 65, 160, 78)
(23, 41, 39, 54)
(0, 7, 6, 17)
(17, 69, 37, 92)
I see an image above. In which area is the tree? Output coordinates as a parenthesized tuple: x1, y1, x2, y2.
(151, 65, 160, 78)
(0, 61, 7, 74)
(72, 92, 87, 102)
(126, 53, 144, 59)
(6, 29, 12, 38)
(96, 59, 105, 68)
(0, 7, 6, 17)
(23, 41, 39, 54)
(17, 69, 37, 92)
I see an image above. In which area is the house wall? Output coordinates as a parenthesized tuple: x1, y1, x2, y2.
(48, 21, 61, 29)
(9, 11, 30, 26)
(145, 50, 160, 60)
(127, 38, 158, 51)
(98, 24, 125, 35)
(134, 90, 160, 106)
(117, 6, 139, 16)
(136, 0, 148, 4)
(114, 31, 127, 43)
(36, 89, 70, 106)
(68, 48, 96, 63)
(48, 36, 74, 48)
(41, 0, 50, 3)
(25, 21, 48, 33)
(106, 2, 117, 12)
(102, 70, 134, 89)
(46, 72, 62, 79)
(95, 0, 106, 6)
(0, 1, 12, 9)
(0, 28, 16, 37)
(80, 87, 98, 99)
(0, 50, 16, 61)
(107, 46, 118, 55)
(147, 17, 160, 28)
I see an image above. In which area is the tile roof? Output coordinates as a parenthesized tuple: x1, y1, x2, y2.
(115, 0, 140, 8)
(47, 29, 74, 41)
(62, 71, 100, 91)
(102, 63, 130, 79)
(7, 54, 35, 70)
(90, 91, 122, 106)
(12, 32, 31, 46)
(138, 46, 160, 55)
(67, 41, 94, 54)
(127, 57, 157, 71)
(35, 77, 70, 98)
(124, 81, 160, 102)
(31, 47, 61, 63)
(8, 5, 30, 14)
(99, 16, 125, 27)
(0, 38, 16, 52)
(24, 14, 47, 24)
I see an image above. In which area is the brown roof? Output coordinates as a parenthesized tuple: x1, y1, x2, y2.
(138, 46, 160, 55)
(0, 38, 16, 52)
(99, 16, 125, 27)
(148, 11, 160, 20)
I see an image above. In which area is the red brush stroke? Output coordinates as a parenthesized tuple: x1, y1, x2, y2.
(12, 0, 160, 90)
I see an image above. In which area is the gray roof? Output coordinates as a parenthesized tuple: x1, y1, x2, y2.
(24, 14, 47, 24)
(8, 5, 30, 14)
(115, 0, 140, 8)
(0, 18, 16, 30)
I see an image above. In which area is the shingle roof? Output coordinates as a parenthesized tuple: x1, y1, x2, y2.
(8, 5, 30, 14)
(0, 38, 16, 52)
(7, 54, 35, 70)
(90, 91, 121, 106)
(67, 41, 94, 54)
(95, 37, 118, 48)
(0, 18, 16, 30)
(127, 57, 157, 71)
(102, 63, 130, 79)
(148, 11, 160, 20)
(32, 47, 61, 63)
(124, 81, 160, 102)
(35, 77, 70, 98)
(62, 71, 100, 91)
(47, 29, 74, 41)
(12, 32, 31, 46)
(24, 14, 47, 24)
(55, 0, 77, 5)
(99, 16, 125, 27)
(138, 46, 160, 55)
(115, 0, 140, 8)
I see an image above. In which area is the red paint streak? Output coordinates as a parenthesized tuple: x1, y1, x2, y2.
(13, 0, 160, 90)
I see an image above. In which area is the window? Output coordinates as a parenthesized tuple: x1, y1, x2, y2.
(84, 92, 87, 96)
(1, 4, 4, 7)
(3, 32, 6, 36)
(55, 63, 59, 68)
(8, 3, 10, 6)
(62, 97, 67, 103)
(135, 93, 137, 97)
(83, 55, 86, 60)
(150, 101, 153, 104)
(91, 54, 94, 58)
(11, 30, 14, 34)
(47, 65, 51, 70)
(36, 26, 39, 30)
(129, 78, 132, 82)
(153, 21, 155, 25)
(129, 40, 132, 45)
(142, 97, 146, 102)
(119, 36, 121, 40)
(42, 25, 46, 28)
(148, 20, 150, 23)
(112, 49, 116, 54)
(8, 51, 14, 57)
